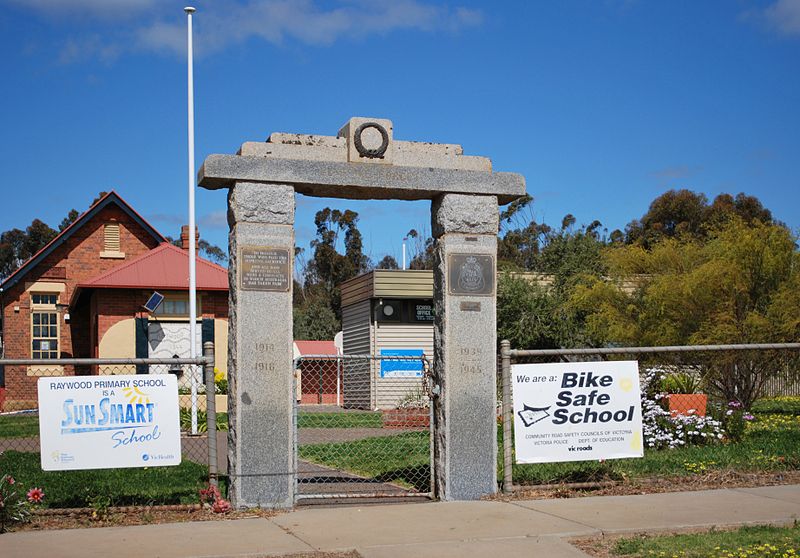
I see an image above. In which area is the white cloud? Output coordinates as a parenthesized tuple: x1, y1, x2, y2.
(135, 0, 483, 56)
(58, 34, 121, 64)
(763, 0, 800, 36)
(11, 0, 482, 63)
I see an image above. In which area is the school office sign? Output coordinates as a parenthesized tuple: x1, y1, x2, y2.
(38, 375, 181, 471)
(511, 361, 643, 464)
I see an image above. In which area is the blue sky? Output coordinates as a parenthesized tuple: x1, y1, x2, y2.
(2, 0, 799, 272)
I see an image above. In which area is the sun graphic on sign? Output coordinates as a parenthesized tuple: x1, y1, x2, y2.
(122, 386, 150, 405)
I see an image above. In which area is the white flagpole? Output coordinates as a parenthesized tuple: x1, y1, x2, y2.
(185, 6, 198, 435)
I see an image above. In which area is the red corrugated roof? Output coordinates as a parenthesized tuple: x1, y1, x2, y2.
(294, 340, 338, 356)
(79, 243, 228, 291)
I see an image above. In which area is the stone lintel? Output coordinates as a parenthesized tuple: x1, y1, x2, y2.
(199, 155, 525, 205)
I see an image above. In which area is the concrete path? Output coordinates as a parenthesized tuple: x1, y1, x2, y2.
(2, 485, 799, 558)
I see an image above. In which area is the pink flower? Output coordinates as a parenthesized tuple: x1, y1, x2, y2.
(211, 498, 231, 514)
(27, 487, 45, 503)
(6, 476, 15, 485)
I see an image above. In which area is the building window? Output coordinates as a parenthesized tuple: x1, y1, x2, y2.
(31, 293, 59, 359)
(153, 294, 202, 317)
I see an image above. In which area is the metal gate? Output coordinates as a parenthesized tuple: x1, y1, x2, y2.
(294, 354, 434, 501)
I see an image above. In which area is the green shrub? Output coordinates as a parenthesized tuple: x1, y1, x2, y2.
(660, 372, 703, 394)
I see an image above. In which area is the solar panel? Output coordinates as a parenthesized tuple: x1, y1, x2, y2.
(143, 291, 165, 313)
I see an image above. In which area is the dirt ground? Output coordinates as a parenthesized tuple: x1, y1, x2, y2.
(492, 469, 800, 501)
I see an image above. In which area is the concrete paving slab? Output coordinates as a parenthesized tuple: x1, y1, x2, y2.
(271, 500, 595, 550)
(736, 484, 800, 504)
(358, 535, 590, 558)
(0, 518, 313, 558)
(515, 488, 800, 533)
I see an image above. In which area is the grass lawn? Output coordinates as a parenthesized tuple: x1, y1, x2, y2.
(0, 413, 39, 438)
(0, 409, 384, 437)
(297, 413, 799, 487)
(612, 523, 800, 557)
(298, 431, 430, 491)
(512, 415, 800, 485)
(0, 451, 211, 508)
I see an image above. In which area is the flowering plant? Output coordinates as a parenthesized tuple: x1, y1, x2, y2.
(199, 484, 231, 514)
(718, 400, 754, 442)
(641, 368, 725, 450)
(0, 475, 32, 533)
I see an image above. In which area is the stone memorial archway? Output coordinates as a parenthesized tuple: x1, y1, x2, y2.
(198, 117, 525, 508)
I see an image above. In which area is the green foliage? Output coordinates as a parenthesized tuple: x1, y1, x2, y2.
(298, 207, 370, 323)
(215, 377, 228, 395)
(179, 408, 229, 432)
(660, 372, 703, 394)
(573, 218, 799, 408)
(376, 255, 399, 269)
(0, 474, 31, 533)
(497, 274, 562, 349)
(293, 292, 341, 340)
(624, 189, 773, 247)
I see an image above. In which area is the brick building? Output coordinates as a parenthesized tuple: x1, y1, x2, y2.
(0, 191, 228, 405)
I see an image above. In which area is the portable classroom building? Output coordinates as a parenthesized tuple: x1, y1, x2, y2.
(339, 269, 433, 410)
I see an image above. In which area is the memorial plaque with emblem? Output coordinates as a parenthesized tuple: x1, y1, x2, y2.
(239, 246, 290, 292)
(448, 254, 495, 296)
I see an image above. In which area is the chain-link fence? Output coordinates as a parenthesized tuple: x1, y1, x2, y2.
(0, 344, 219, 508)
(498, 341, 800, 493)
(294, 354, 434, 501)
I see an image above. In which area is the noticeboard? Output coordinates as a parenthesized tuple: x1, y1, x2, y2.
(38, 374, 181, 471)
(380, 349, 425, 378)
(511, 361, 643, 464)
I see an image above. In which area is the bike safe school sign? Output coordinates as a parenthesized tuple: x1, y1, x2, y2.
(37, 374, 181, 471)
(512, 361, 644, 464)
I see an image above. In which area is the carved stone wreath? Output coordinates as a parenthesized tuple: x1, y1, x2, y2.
(353, 122, 389, 159)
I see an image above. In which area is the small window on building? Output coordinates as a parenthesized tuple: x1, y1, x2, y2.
(153, 294, 202, 317)
(100, 222, 125, 258)
(31, 293, 59, 359)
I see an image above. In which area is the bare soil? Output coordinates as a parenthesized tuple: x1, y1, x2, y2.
(490, 469, 800, 501)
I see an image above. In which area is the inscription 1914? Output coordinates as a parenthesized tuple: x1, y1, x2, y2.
(240, 246, 290, 292)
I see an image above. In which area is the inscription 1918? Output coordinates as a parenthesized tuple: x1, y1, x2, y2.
(240, 246, 290, 292)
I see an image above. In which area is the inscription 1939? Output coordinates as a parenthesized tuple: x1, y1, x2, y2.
(240, 246, 290, 292)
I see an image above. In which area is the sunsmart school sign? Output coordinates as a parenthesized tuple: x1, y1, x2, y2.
(38, 374, 181, 471)
(511, 361, 643, 464)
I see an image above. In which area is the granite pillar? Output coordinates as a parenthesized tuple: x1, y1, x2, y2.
(227, 181, 295, 509)
(431, 193, 499, 500)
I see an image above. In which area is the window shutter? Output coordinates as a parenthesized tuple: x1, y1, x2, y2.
(104, 223, 121, 252)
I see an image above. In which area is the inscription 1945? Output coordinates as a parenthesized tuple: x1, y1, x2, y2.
(240, 246, 290, 292)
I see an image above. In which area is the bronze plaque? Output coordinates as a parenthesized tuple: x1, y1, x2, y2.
(459, 301, 482, 312)
(239, 246, 290, 292)
(448, 254, 495, 296)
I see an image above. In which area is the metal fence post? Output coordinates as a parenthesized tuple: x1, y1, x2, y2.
(500, 339, 513, 494)
(203, 341, 218, 487)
